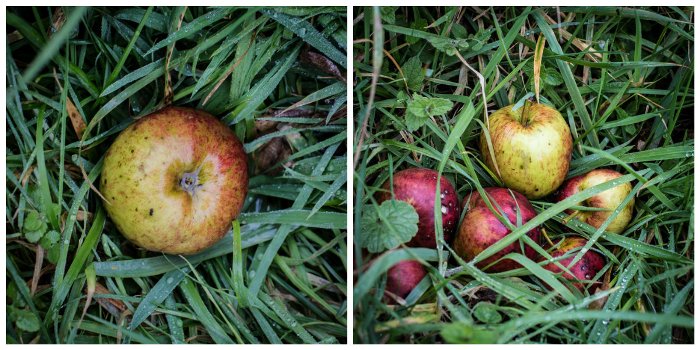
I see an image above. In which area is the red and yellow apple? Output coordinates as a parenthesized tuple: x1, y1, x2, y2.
(557, 169, 634, 234)
(385, 260, 427, 300)
(480, 102, 572, 199)
(541, 236, 605, 293)
(378, 168, 459, 248)
(454, 187, 541, 272)
(100, 107, 248, 255)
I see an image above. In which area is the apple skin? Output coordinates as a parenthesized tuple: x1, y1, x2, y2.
(480, 103, 573, 199)
(454, 187, 541, 272)
(385, 260, 427, 300)
(542, 237, 605, 293)
(378, 168, 460, 248)
(557, 169, 634, 234)
(100, 107, 248, 255)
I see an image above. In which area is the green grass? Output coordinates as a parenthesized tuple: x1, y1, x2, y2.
(353, 6, 693, 344)
(6, 6, 347, 344)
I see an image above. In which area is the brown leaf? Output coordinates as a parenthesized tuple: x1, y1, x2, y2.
(252, 137, 292, 175)
(66, 97, 86, 138)
(92, 282, 127, 318)
(301, 49, 345, 81)
(255, 119, 279, 134)
(588, 263, 613, 310)
(49, 7, 66, 38)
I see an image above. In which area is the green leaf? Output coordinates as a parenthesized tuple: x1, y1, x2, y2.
(427, 37, 469, 56)
(473, 302, 503, 324)
(14, 308, 41, 332)
(543, 67, 563, 86)
(405, 94, 455, 131)
(39, 230, 60, 249)
(380, 7, 399, 24)
(24, 230, 44, 244)
(402, 56, 423, 91)
(46, 245, 60, 265)
(23, 210, 43, 232)
(360, 200, 419, 253)
(407, 18, 428, 45)
(441, 322, 499, 344)
(405, 108, 427, 132)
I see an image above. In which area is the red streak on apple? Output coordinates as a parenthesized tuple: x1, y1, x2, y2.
(377, 168, 460, 248)
(100, 107, 248, 255)
(386, 260, 427, 300)
(542, 236, 606, 293)
(454, 187, 541, 272)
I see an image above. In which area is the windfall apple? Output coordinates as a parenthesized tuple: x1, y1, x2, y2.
(454, 187, 541, 272)
(385, 260, 427, 301)
(542, 236, 606, 293)
(101, 107, 248, 255)
(378, 168, 459, 248)
(480, 102, 573, 199)
(557, 169, 634, 234)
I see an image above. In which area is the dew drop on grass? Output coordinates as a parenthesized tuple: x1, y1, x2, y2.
(166, 277, 174, 284)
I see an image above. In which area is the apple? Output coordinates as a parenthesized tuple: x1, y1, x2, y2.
(557, 169, 634, 234)
(480, 102, 573, 199)
(385, 260, 427, 300)
(378, 168, 459, 248)
(100, 107, 248, 255)
(454, 187, 541, 272)
(542, 236, 605, 293)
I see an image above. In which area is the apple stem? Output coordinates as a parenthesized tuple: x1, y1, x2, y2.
(180, 165, 203, 196)
(521, 100, 532, 127)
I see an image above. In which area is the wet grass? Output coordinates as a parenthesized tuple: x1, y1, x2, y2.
(6, 6, 347, 344)
(353, 6, 693, 344)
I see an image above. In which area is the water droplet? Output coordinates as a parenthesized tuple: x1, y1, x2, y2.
(298, 28, 306, 36)
(440, 193, 445, 199)
(166, 277, 174, 284)
(585, 274, 591, 279)
(441, 206, 448, 214)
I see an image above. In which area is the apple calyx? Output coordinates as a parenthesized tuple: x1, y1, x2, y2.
(180, 166, 203, 196)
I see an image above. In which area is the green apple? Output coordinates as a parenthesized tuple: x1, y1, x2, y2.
(480, 102, 572, 199)
(100, 107, 248, 255)
(557, 169, 634, 234)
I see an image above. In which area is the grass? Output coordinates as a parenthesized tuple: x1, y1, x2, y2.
(6, 6, 347, 344)
(353, 6, 693, 344)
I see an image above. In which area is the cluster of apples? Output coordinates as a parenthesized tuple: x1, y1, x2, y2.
(382, 102, 635, 300)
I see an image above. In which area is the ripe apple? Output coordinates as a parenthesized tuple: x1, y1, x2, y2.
(542, 236, 605, 293)
(454, 187, 541, 272)
(385, 260, 427, 300)
(557, 169, 634, 234)
(480, 102, 573, 199)
(100, 107, 248, 255)
(378, 168, 459, 248)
